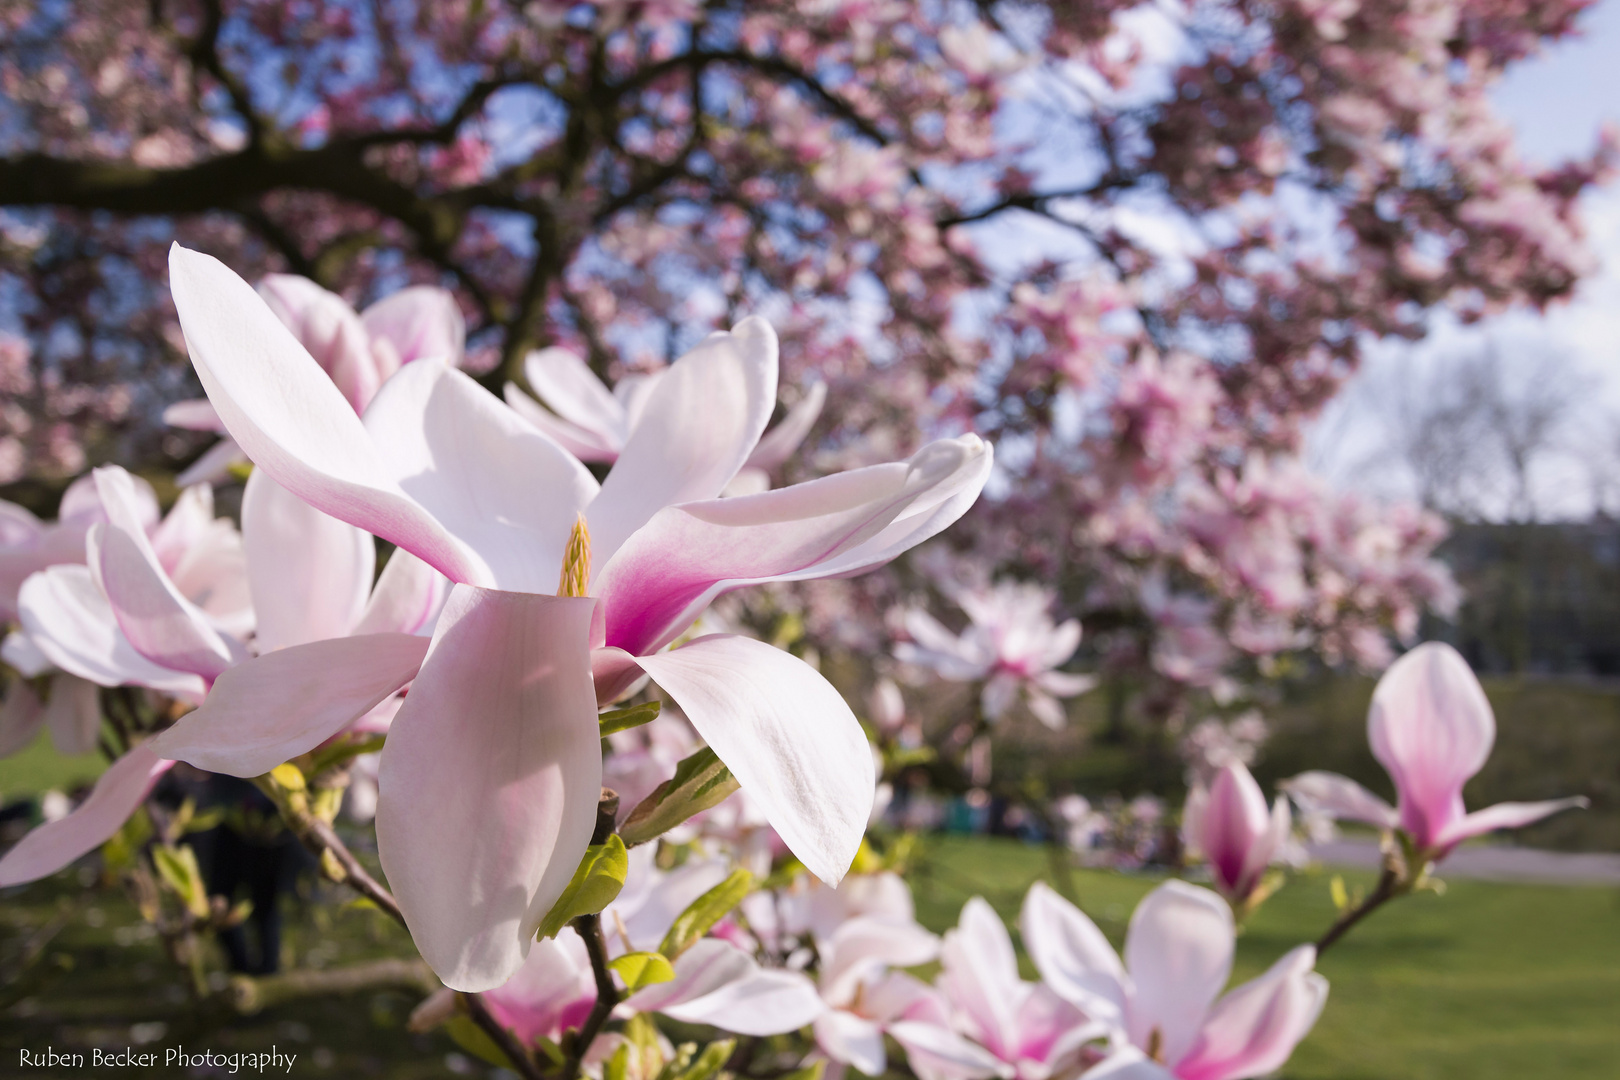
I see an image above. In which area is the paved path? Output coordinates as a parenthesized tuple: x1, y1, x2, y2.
(1307, 839, 1620, 884)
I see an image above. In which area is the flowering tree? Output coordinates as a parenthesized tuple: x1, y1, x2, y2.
(5, 0, 1604, 713)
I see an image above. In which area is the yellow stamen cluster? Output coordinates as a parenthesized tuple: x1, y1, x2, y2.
(558, 512, 592, 598)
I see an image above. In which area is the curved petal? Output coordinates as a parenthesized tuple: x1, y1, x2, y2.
(1201, 764, 1271, 900)
(657, 966, 825, 1035)
(620, 938, 756, 1014)
(364, 361, 599, 594)
(505, 383, 622, 462)
(375, 585, 600, 992)
(1020, 881, 1128, 1025)
(44, 674, 102, 756)
(175, 436, 250, 487)
(820, 916, 940, 1005)
(633, 635, 873, 885)
(595, 436, 991, 656)
(0, 745, 172, 887)
(0, 679, 46, 758)
(816, 1010, 887, 1075)
(244, 469, 375, 651)
(361, 285, 466, 366)
(88, 522, 237, 680)
(523, 347, 628, 444)
(1176, 947, 1327, 1080)
(1077, 1048, 1175, 1080)
(747, 380, 827, 472)
(149, 634, 429, 776)
(257, 273, 379, 411)
(162, 398, 227, 433)
(167, 245, 481, 585)
(19, 566, 206, 699)
(1123, 881, 1233, 1069)
(354, 549, 447, 637)
(888, 1019, 1014, 1080)
(587, 317, 779, 565)
(1435, 796, 1589, 850)
(1368, 642, 1494, 848)
(1278, 771, 1397, 829)
(939, 896, 1023, 1057)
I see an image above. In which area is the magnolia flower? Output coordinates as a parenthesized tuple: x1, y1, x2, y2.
(0, 473, 159, 624)
(155, 244, 991, 993)
(934, 896, 1101, 1080)
(1023, 881, 1326, 1080)
(1182, 762, 1290, 908)
(1280, 642, 1586, 860)
(0, 464, 440, 888)
(505, 344, 826, 493)
(166, 273, 465, 484)
(897, 581, 1093, 728)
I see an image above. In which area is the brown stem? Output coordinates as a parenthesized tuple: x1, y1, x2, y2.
(1313, 866, 1400, 958)
(227, 958, 438, 1014)
(562, 913, 620, 1080)
(460, 990, 548, 1080)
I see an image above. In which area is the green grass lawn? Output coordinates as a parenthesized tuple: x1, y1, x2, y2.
(909, 835, 1620, 1080)
(2, 832, 1616, 1079)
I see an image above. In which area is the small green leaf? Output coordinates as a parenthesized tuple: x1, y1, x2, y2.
(101, 808, 153, 874)
(608, 950, 676, 992)
(443, 1015, 514, 1070)
(1329, 874, 1349, 912)
(620, 746, 740, 847)
(604, 1041, 631, 1080)
(151, 844, 210, 919)
(268, 762, 306, 792)
(306, 732, 387, 777)
(599, 700, 661, 736)
(667, 1039, 735, 1080)
(659, 868, 753, 960)
(535, 834, 629, 940)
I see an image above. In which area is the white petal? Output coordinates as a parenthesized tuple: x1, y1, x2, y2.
(243, 469, 374, 650)
(1123, 881, 1233, 1068)
(1020, 881, 1128, 1025)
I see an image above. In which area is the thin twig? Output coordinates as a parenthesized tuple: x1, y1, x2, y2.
(563, 913, 619, 1080)
(1314, 865, 1401, 958)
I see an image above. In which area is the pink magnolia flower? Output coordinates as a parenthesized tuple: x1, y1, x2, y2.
(156, 244, 991, 992)
(1023, 881, 1326, 1080)
(935, 896, 1102, 1080)
(482, 928, 598, 1046)
(166, 273, 465, 484)
(505, 345, 826, 493)
(1280, 642, 1586, 860)
(897, 581, 1094, 728)
(0, 465, 440, 888)
(0, 473, 159, 624)
(1181, 762, 1290, 908)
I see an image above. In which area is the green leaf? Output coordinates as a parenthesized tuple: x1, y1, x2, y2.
(600, 700, 661, 736)
(268, 762, 306, 792)
(305, 732, 387, 777)
(101, 808, 153, 875)
(443, 1015, 515, 1070)
(608, 950, 676, 992)
(535, 834, 629, 940)
(1329, 874, 1349, 913)
(667, 1039, 735, 1080)
(620, 746, 740, 847)
(659, 868, 753, 960)
(604, 1041, 631, 1080)
(151, 844, 210, 919)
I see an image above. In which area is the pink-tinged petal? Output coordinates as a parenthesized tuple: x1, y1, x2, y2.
(375, 586, 600, 992)
(2, 630, 53, 677)
(0, 498, 43, 544)
(361, 286, 466, 367)
(587, 317, 779, 564)
(44, 674, 101, 756)
(167, 245, 481, 585)
(1036, 670, 1096, 698)
(1176, 946, 1327, 1080)
(939, 896, 1024, 1057)
(0, 679, 46, 758)
(816, 1010, 887, 1075)
(18, 567, 206, 698)
(609, 857, 730, 952)
(657, 965, 825, 1035)
(354, 549, 447, 637)
(1434, 797, 1589, 850)
(0, 745, 172, 886)
(483, 927, 596, 1045)
(592, 645, 648, 705)
(981, 671, 1019, 720)
(1201, 763, 1271, 900)
(149, 634, 429, 776)
(59, 471, 159, 528)
(1020, 881, 1128, 1025)
(1368, 642, 1494, 849)
(721, 467, 772, 498)
(1278, 771, 1397, 829)
(176, 436, 249, 487)
(1027, 692, 1068, 731)
(148, 484, 216, 576)
(888, 1019, 1014, 1080)
(163, 399, 228, 433)
(633, 635, 873, 885)
(1078, 1048, 1175, 1080)
(522, 347, 629, 446)
(819, 916, 940, 1005)
(257, 273, 380, 411)
(747, 380, 827, 472)
(1123, 881, 1233, 1069)
(1037, 619, 1084, 670)
(364, 360, 599, 595)
(87, 522, 237, 680)
(595, 437, 991, 656)
(620, 938, 755, 1014)
(505, 383, 622, 462)
(243, 470, 374, 651)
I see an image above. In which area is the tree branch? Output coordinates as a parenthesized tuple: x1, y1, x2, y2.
(1314, 865, 1402, 958)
